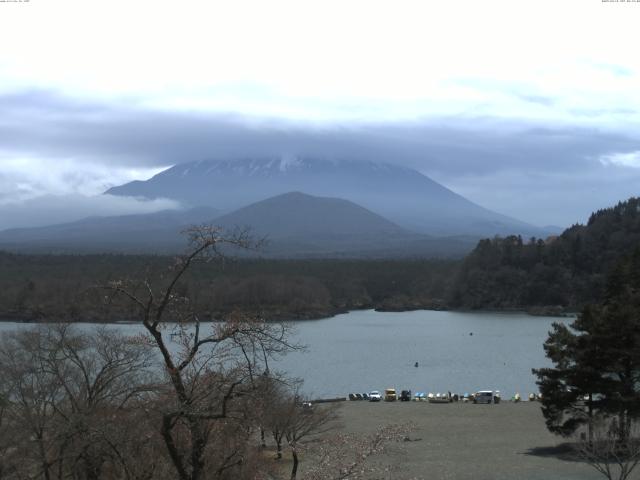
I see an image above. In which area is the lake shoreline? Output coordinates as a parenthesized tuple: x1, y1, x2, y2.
(0, 304, 576, 325)
(0, 303, 577, 325)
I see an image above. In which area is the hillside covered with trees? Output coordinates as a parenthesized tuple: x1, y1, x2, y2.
(450, 197, 640, 311)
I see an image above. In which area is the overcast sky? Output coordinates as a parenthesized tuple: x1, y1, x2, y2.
(1, 0, 639, 229)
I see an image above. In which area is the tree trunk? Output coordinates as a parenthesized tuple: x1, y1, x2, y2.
(261, 428, 266, 448)
(189, 418, 207, 480)
(588, 393, 593, 444)
(83, 459, 102, 480)
(36, 433, 51, 480)
(290, 447, 299, 480)
(276, 439, 282, 459)
(161, 415, 189, 480)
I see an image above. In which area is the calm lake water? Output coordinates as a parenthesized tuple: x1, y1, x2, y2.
(0, 309, 568, 399)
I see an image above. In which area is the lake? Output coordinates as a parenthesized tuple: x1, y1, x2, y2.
(0, 309, 567, 399)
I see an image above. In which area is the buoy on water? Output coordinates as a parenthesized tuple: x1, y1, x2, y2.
(414, 362, 419, 368)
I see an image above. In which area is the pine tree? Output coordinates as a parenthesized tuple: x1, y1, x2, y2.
(533, 248, 640, 440)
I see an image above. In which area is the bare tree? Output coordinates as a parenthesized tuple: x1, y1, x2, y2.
(45, 325, 157, 480)
(0, 324, 158, 480)
(104, 225, 298, 480)
(0, 326, 68, 480)
(251, 367, 301, 457)
(267, 395, 288, 460)
(575, 417, 640, 480)
(284, 399, 339, 480)
(0, 392, 13, 480)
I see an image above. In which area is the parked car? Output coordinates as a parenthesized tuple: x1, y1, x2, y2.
(362, 393, 369, 400)
(400, 390, 412, 401)
(428, 392, 451, 403)
(355, 393, 363, 401)
(473, 390, 494, 404)
(384, 388, 397, 401)
(369, 390, 382, 402)
(348, 393, 357, 401)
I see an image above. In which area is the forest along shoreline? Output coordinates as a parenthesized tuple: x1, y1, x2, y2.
(0, 306, 576, 325)
(0, 256, 584, 324)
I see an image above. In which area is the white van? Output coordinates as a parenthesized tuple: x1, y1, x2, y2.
(473, 390, 494, 404)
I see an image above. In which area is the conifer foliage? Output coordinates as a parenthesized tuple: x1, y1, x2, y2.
(453, 197, 640, 310)
(534, 248, 640, 439)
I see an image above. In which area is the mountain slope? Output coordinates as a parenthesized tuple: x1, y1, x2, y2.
(0, 193, 477, 257)
(212, 191, 474, 257)
(0, 207, 219, 253)
(214, 191, 404, 238)
(214, 192, 479, 258)
(105, 157, 550, 237)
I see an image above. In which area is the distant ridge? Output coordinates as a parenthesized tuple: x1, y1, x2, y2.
(106, 157, 554, 238)
(0, 192, 477, 257)
(0, 207, 219, 253)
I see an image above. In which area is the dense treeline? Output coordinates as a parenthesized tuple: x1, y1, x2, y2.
(450, 197, 640, 310)
(0, 253, 457, 322)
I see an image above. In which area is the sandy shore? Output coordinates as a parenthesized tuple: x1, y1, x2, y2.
(330, 401, 604, 480)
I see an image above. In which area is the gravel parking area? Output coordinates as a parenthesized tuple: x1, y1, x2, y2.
(334, 401, 605, 480)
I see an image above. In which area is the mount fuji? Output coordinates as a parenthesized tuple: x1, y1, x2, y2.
(106, 157, 551, 238)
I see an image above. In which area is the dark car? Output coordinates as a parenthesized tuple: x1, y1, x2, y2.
(400, 390, 412, 401)
(473, 391, 493, 404)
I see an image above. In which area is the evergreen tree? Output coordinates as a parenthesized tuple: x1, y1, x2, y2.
(533, 248, 640, 440)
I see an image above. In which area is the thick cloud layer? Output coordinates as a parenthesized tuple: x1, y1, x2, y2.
(3, 90, 639, 173)
(1, 90, 640, 227)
